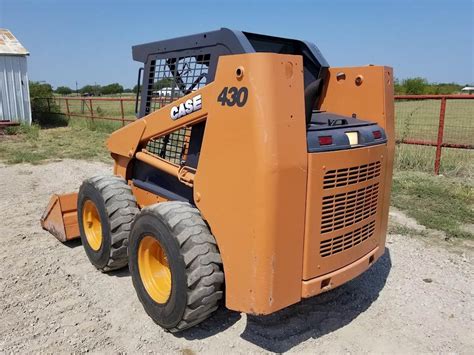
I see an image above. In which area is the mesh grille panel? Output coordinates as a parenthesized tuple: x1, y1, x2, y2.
(145, 54, 210, 114)
(323, 161, 381, 189)
(320, 220, 376, 257)
(321, 183, 379, 234)
(145, 127, 191, 165)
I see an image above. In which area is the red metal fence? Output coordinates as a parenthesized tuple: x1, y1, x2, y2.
(45, 96, 137, 126)
(33, 95, 473, 174)
(395, 95, 473, 174)
(60, 96, 136, 125)
(33, 96, 170, 126)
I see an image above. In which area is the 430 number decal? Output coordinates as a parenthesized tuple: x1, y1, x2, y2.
(217, 87, 248, 107)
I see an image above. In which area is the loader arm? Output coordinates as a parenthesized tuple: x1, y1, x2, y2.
(106, 81, 214, 178)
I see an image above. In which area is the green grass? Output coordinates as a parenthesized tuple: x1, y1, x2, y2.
(395, 99, 473, 145)
(4, 123, 40, 139)
(387, 223, 422, 238)
(395, 144, 474, 178)
(0, 120, 113, 164)
(391, 171, 474, 239)
(71, 115, 124, 133)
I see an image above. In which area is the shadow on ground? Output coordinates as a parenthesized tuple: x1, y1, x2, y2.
(63, 239, 131, 278)
(33, 112, 69, 128)
(107, 267, 131, 278)
(63, 234, 392, 351)
(63, 238, 82, 249)
(180, 248, 392, 352)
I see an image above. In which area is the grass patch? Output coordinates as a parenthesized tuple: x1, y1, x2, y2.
(395, 99, 473, 145)
(69, 116, 123, 134)
(0, 120, 112, 164)
(387, 222, 426, 238)
(4, 123, 40, 139)
(391, 171, 474, 239)
(395, 144, 474, 178)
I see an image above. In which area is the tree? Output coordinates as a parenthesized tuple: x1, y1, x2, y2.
(395, 78, 463, 95)
(80, 84, 101, 96)
(153, 77, 174, 91)
(55, 86, 73, 95)
(29, 81, 66, 126)
(29, 81, 54, 98)
(429, 83, 463, 95)
(394, 78, 405, 95)
(403, 77, 428, 95)
(29, 81, 54, 115)
(101, 83, 124, 95)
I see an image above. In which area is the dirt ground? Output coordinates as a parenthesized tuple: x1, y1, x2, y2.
(0, 160, 473, 353)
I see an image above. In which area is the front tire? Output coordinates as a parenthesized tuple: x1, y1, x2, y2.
(129, 202, 224, 332)
(77, 175, 138, 272)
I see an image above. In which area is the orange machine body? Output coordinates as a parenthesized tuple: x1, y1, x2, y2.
(101, 53, 394, 315)
(40, 33, 394, 315)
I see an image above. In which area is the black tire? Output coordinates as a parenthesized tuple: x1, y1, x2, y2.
(77, 175, 139, 272)
(129, 201, 224, 332)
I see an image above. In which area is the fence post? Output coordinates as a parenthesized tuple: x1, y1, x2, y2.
(120, 99, 125, 126)
(89, 98, 94, 122)
(65, 98, 71, 120)
(434, 97, 447, 175)
(47, 98, 51, 113)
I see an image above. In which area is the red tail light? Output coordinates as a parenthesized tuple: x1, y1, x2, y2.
(372, 130, 382, 139)
(319, 136, 333, 146)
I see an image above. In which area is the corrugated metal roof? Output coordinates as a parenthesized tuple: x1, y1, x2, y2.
(0, 29, 29, 56)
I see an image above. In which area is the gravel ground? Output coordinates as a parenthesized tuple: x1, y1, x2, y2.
(0, 160, 473, 353)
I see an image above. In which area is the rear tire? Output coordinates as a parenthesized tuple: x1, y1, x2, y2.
(129, 201, 224, 332)
(77, 175, 139, 272)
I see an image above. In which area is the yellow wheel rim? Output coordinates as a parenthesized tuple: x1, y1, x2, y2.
(82, 200, 103, 251)
(138, 236, 172, 304)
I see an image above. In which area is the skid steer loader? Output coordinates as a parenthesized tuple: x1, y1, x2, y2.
(41, 28, 394, 332)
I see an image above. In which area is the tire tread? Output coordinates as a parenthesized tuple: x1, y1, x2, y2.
(83, 175, 139, 272)
(142, 202, 223, 332)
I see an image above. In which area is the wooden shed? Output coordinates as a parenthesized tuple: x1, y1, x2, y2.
(0, 29, 31, 125)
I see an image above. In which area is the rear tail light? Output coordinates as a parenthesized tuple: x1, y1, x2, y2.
(372, 130, 382, 139)
(319, 136, 333, 146)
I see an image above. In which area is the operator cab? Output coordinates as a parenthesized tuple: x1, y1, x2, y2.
(131, 28, 388, 203)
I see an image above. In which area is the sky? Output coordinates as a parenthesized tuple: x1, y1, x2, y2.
(0, 0, 472, 89)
